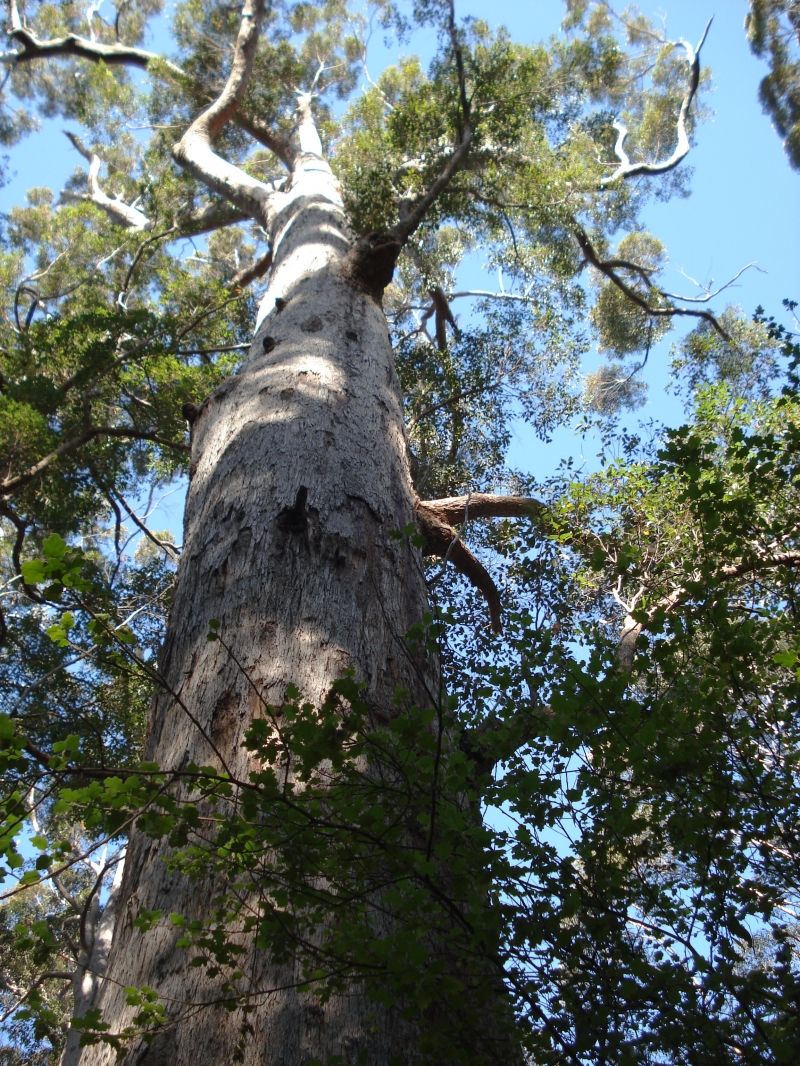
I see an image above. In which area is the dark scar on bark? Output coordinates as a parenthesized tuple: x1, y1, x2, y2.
(182, 402, 201, 425)
(341, 232, 403, 299)
(263, 335, 277, 353)
(277, 486, 309, 534)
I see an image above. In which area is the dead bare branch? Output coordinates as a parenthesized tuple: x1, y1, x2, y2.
(103, 485, 181, 564)
(0, 971, 73, 1027)
(418, 493, 548, 527)
(416, 497, 502, 632)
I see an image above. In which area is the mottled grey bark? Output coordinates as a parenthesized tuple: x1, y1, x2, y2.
(72, 134, 452, 1066)
(66, 4, 520, 1055)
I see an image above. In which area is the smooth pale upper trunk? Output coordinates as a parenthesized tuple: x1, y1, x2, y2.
(72, 148, 438, 1065)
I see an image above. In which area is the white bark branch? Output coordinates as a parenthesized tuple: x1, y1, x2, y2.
(61, 851, 126, 1066)
(663, 262, 765, 305)
(600, 18, 712, 185)
(172, 0, 281, 227)
(294, 91, 323, 156)
(3, 0, 185, 79)
(447, 289, 531, 303)
(63, 132, 151, 230)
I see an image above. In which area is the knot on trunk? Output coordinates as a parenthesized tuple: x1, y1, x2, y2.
(341, 231, 403, 298)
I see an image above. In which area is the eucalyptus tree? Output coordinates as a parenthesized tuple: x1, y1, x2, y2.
(0, 1, 798, 1064)
(746, 0, 800, 168)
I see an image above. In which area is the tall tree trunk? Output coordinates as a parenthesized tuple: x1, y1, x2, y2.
(72, 144, 512, 1066)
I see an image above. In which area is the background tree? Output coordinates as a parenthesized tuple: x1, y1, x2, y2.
(746, 0, 800, 168)
(0, 1, 798, 1064)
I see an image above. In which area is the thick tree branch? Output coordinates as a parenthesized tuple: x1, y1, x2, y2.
(231, 248, 273, 291)
(414, 494, 548, 631)
(0, 499, 28, 580)
(415, 499, 502, 632)
(428, 286, 458, 351)
(392, 130, 472, 245)
(4, 3, 290, 225)
(293, 90, 325, 157)
(172, 0, 280, 225)
(4, 0, 185, 79)
(180, 200, 251, 235)
(600, 18, 712, 185)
